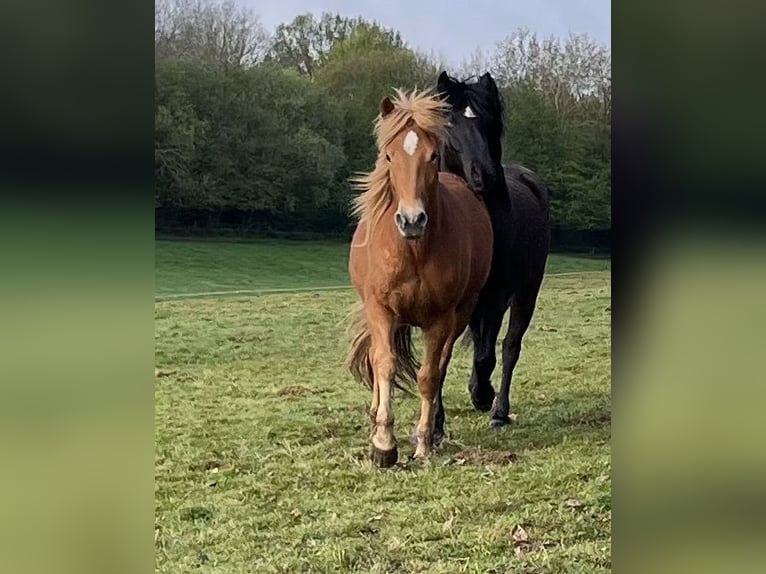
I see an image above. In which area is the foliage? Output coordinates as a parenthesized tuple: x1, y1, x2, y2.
(315, 23, 437, 175)
(463, 29, 612, 230)
(155, 0, 270, 66)
(154, 1, 612, 239)
(268, 13, 375, 78)
(155, 60, 346, 217)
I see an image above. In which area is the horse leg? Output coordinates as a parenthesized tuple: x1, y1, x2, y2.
(369, 376, 379, 432)
(414, 368, 446, 447)
(432, 306, 474, 446)
(432, 371, 447, 447)
(414, 320, 452, 459)
(490, 289, 539, 427)
(468, 291, 507, 411)
(367, 304, 398, 467)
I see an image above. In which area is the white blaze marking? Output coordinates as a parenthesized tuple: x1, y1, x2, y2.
(403, 130, 419, 155)
(464, 106, 477, 118)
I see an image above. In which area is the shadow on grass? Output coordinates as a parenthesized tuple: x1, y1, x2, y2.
(275, 388, 611, 470)
(224, 387, 609, 473)
(441, 389, 610, 453)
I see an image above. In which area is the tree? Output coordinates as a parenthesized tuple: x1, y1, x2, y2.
(155, 0, 270, 67)
(155, 62, 211, 208)
(454, 47, 491, 80)
(154, 59, 348, 220)
(490, 29, 611, 231)
(153, 12, 611, 240)
(316, 24, 438, 176)
(491, 29, 611, 117)
(267, 13, 365, 78)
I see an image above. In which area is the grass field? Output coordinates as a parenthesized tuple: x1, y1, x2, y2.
(155, 239, 611, 296)
(155, 240, 611, 573)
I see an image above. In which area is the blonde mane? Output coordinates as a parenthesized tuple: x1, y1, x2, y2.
(350, 89, 449, 242)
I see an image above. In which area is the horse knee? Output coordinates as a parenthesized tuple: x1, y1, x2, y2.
(474, 349, 496, 375)
(372, 349, 395, 377)
(417, 367, 439, 400)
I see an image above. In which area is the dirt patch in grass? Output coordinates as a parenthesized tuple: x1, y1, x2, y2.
(276, 384, 311, 397)
(571, 410, 611, 427)
(179, 506, 214, 522)
(587, 411, 611, 426)
(451, 448, 519, 466)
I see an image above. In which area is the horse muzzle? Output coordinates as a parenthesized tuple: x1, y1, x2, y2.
(395, 209, 428, 240)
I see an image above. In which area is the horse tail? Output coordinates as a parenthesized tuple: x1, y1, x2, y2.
(392, 324, 419, 394)
(345, 302, 419, 394)
(346, 302, 375, 389)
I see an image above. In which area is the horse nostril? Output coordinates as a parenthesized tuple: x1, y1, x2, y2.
(395, 212, 405, 228)
(415, 212, 427, 226)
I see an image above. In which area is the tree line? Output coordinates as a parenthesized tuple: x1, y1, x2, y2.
(155, 0, 611, 248)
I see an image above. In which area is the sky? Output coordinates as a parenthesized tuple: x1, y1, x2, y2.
(239, 0, 611, 67)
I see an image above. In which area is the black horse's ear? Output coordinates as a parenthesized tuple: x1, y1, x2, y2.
(380, 97, 394, 117)
(479, 72, 497, 91)
(437, 71, 452, 93)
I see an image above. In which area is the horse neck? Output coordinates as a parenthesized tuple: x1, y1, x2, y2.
(483, 158, 511, 209)
(487, 171, 509, 203)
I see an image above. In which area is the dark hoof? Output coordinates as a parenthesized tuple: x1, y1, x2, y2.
(370, 445, 398, 467)
(469, 383, 495, 412)
(433, 432, 445, 448)
(489, 415, 512, 428)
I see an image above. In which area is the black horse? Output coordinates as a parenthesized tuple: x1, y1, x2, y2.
(435, 71, 551, 431)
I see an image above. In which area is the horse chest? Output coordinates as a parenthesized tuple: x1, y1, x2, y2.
(376, 264, 461, 324)
(388, 278, 425, 309)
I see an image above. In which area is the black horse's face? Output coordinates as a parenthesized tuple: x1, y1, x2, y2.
(437, 72, 504, 195)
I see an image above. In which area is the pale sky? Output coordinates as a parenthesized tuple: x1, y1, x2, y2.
(239, 0, 611, 67)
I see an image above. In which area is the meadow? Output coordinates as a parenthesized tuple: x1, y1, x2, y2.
(155, 239, 611, 573)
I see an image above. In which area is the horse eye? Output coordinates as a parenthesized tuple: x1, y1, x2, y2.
(430, 152, 439, 163)
(385, 153, 391, 162)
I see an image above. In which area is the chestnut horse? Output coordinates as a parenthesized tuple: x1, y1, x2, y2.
(346, 90, 493, 467)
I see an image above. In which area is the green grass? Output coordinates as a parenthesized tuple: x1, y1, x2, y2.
(155, 239, 354, 295)
(155, 240, 611, 572)
(155, 239, 611, 296)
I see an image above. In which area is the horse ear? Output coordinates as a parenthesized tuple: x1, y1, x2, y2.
(437, 71, 451, 93)
(379, 96, 394, 118)
(479, 72, 498, 93)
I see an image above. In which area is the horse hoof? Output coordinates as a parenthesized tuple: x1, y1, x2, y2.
(370, 445, 398, 467)
(489, 416, 512, 428)
(469, 384, 495, 412)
